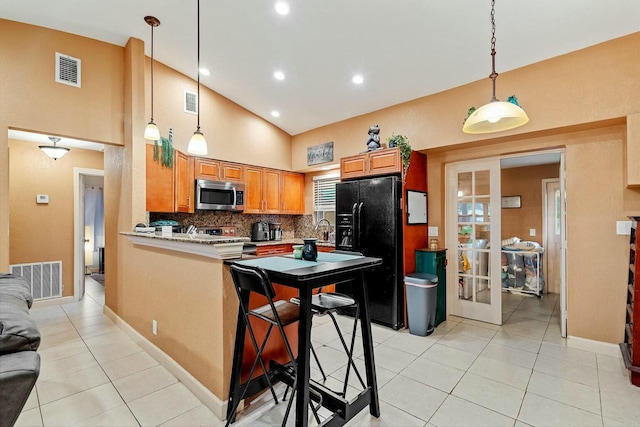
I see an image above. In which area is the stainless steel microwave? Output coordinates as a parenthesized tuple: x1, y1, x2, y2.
(195, 179, 245, 212)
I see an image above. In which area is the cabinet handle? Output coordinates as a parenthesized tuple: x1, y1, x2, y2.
(187, 196, 191, 208)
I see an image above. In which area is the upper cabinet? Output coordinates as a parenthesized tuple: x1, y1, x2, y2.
(340, 147, 402, 180)
(243, 167, 304, 214)
(194, 158, 244, 182)
(146, 145, 194, 213)
(281, 172, 305, 214)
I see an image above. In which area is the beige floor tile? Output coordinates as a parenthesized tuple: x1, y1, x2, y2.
(429, 395, 514, 427)
(39, 351, 99, 380)
(518, 392, 603, 427)
(38, 339, 89, 363)
(490, 330, 542, 354)
(437, 332, 489, 355)
(38, 329, 82, 350)
(159, 405, 223, 426)
(38, 321, 76, 337)
(73, 404, 139, 426)
(449, 323, 498, 341)
(40, 383, 125, 426)
(420, 343, 478, 371)
(527, 371, 601, 415)
(481, 341, 538, 369)
(461, 318, 502, 331)
(36, 364, 110, 405)
(14, 408, 43, 427)
(365, 343, 417, 374)
(500, 323, 546, 340)
(128, 382, 201, 426)
(401, 357, 465, 393)
(113, 365, 178, 402)
(331, 357, 396, 390)
(600, 385, 640, 424)
(469, 356, 532, 390)
(453, 372, 525, 418)
(100, 350, 158, 381)
(378, 375, 447, 422)
(534, 353, 599, 387)
(539, 341, 597, 368)
(83, 330, 133, 350)
(22, 389, 39, 411)
(311, 344, 349, 377)
(596, 353, 627, 375)
(90, 339, 144, 364)
(381, 330, 438, 356)
(345, 400, 427, 427)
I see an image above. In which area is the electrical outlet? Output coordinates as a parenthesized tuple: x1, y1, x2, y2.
(428, 226, 439, 237)
(529, 228, 536, 237)
(152, 320, 158, 335)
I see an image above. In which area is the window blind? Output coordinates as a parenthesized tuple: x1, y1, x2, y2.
(313, 175, 339, 212)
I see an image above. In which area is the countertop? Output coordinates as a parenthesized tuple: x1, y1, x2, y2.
(120, 232, 249, 259)
(250, 238, 335, 248)
(120, 231, 250, 245)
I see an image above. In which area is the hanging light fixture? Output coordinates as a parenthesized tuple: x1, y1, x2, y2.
(462, 0, 529, 134)
(187, 0, 208, 155)
(143, 16, 161, 141)
(40, 136, 70, 160)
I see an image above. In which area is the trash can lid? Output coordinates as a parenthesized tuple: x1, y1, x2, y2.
(404, 272, 438, 287)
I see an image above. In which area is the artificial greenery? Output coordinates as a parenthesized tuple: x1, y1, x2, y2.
(387, 133, 412, 180)
(153, 136, 174, 169)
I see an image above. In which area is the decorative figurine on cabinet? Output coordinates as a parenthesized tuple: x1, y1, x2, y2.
(365, 124, 381, 151)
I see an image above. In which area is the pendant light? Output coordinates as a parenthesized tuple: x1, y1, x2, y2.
(462, 0, 529, 134)
(40, 136, 70, 160)
(187, 0, 208, 155)
(143, 16, 161, 140)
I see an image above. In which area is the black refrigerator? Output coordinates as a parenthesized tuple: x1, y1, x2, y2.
(335, 175, 404, 329)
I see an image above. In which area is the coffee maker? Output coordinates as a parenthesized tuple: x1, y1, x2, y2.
(269, 223, 282, 241)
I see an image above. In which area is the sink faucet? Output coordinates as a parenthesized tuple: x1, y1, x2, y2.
(316, 218, 331, 241)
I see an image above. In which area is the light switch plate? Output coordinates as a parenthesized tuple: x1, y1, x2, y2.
(529, 228, 536, 237)
(36, 194, 49, 204)
(617, 220, 632, 235)
(428, 226, 439, 237)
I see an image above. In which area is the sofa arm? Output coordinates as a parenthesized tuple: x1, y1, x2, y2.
(0, 351, 40, 427)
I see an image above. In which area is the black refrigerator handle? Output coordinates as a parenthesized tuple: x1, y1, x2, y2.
(351, 203, 358, 249)
(357, 202, 364, 249)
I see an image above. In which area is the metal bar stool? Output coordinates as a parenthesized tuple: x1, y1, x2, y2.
(226, 264, 321, 426)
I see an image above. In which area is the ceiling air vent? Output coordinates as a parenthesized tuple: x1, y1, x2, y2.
(184, 90, 198, 115)
(55, 52, 81, 88)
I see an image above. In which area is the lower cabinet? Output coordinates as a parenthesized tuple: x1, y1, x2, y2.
(256, 244, 292, 256)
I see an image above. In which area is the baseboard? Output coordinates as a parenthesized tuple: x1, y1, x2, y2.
(103, 306, 228, 420)
(567, 335, 622, 358)
(32, 296, 75, 308)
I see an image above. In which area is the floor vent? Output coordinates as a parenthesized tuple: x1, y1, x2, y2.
(10, 261, 63, 300)
(55, 52, 81, 88)
(184, 90, 197, 114)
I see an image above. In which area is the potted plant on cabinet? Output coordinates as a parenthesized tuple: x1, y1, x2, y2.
(387, 133, 412, 182)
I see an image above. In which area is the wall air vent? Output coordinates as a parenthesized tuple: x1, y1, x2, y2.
(184, 90, 198, 115)
(55, 52, 81, 88)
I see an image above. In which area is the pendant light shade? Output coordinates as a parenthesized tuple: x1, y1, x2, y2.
(40, 137, 70, 160)
(462, 0, 528, 134)
(144, 16, 161, 141)
(187, 0, 208, 155)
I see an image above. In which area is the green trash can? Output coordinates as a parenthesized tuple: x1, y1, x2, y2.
(405, 273, 438, 336)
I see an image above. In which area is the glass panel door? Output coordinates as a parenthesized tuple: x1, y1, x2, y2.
(447, 159, 502, 325)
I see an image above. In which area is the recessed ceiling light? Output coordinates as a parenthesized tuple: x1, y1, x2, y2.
(199, 67, 210, 76)
(274, 71, 285, 80)
(271, 110, 280, 117)
(275, 2, 289, 15)
(352, 74, 364, 85)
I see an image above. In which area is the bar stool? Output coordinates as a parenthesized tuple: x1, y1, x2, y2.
(291, 250, 366, 397)
(226, 264, 321, 426)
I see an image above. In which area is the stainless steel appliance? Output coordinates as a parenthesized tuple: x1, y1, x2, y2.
(251, 221, 270, 242)
(269, 223, 282, 241)
(335, 175, 404, 329)
(195, 179, 245, 212)
(199, 226, 238, 237)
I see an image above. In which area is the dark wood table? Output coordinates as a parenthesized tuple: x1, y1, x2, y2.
(227, 252, 382, 426)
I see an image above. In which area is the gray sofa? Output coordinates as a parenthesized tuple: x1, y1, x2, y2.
(0, 273, 41, 427)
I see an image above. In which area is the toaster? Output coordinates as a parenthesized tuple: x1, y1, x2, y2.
(251, 221, 270, 242)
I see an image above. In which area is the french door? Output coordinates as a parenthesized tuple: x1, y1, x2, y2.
(446, 158, 502, 325)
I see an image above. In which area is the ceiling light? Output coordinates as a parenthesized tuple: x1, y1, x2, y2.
(198, 67, 210, 76)
(275, 2, 289, 15)
(274, 71, 285, 80)
(143, 16, 161, 141)
(188, 0, 208, 156)
(40, 136, 70, 160)
(271, 110, 280, 117)
(462, 0, 529, 134)
(352, 75, 364, 85)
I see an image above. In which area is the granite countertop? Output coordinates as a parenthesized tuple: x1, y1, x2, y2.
(251, 239, 335, 248)
(120, 232, 250, 245)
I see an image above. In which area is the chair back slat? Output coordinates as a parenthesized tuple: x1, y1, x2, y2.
(230, 264, 276, 299)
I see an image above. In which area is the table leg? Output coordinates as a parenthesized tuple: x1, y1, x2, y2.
(227, 288, 249, 422)
(295, 286, 313, 426)
(357, 271, 380, 417)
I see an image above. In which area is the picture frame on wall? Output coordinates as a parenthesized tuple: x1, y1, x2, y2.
(307, 141, 333, 165)
(501, 195, 521, 209)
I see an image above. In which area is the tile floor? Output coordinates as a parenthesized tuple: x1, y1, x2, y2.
(15, 281, 640, 426)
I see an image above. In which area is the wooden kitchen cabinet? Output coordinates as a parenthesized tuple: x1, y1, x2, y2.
(256, 244, 292, 256)
(340, 147, 401, 180)
(281, 171, 305, 214)
(146, 145, 194, 213)
(195, 158, 244, 182)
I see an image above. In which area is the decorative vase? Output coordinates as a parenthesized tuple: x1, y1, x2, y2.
(302, 238, 318, 261)
(292, 245, 303, 259)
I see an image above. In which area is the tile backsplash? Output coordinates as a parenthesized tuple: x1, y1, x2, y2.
(148, 211, 325, 240)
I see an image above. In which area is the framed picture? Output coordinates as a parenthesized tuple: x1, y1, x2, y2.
(307, 141, 333, 165)
(501, 195, 521, 209)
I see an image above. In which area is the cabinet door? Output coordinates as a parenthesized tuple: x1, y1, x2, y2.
(146, 144, 175, 212)
(221, 162, 244, 182)
(175, 151, 195, 213)
(281, 172, 305, 214)
(194, 158, 220, 180)
(340, 154, 367, 180)
(243, 166, 263, 213)
(256, 244, 292, 256)
(368, 148, 401, 177)
(263, 169, 282, 213)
